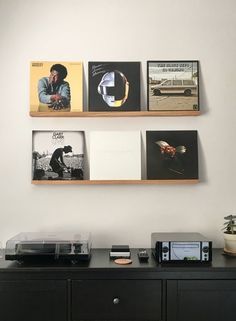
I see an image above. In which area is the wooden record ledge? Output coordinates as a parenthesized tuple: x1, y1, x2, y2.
(30, 110, 200, 117)
(32, 179, 199, 185)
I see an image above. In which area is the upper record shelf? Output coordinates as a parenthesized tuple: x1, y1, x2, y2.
(29, 110, 200, 117)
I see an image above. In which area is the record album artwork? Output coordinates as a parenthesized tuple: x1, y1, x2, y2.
(88, 62, 140, 111)
(32, 131, 84, 181)
(30, 61, 83, 113)
(146, 131, 198, 180)
(89, 131, 141, 180)
(147, 61, 199, 111)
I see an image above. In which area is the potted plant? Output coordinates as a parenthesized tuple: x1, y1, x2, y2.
(223, 215, 236, 254)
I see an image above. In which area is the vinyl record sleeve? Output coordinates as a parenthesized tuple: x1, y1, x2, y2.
(30, 61, 83, 113)
(89, 62, 140, 111)
(146, 130, 198, 180)
(147, 61, 199, 111)
(89, 131, 141, 180)
(32, 131, 84, 181)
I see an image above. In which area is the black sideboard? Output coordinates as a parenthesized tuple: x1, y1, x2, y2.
(0, 249, 236, 321)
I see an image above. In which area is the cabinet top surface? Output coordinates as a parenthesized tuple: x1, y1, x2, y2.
(0, 249, 236, 273)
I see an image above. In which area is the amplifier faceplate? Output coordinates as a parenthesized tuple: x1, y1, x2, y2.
(151, 233, 212, 264)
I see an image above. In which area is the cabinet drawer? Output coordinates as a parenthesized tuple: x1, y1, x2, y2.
(72, 280, 162, 321)
(0, 280, 67, 321)
(167, 280, 236, 321)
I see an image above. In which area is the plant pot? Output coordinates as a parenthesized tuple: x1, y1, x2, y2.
(224, 233, 236, 253)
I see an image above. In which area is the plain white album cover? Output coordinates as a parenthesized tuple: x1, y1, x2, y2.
(89, 131, 141, 180)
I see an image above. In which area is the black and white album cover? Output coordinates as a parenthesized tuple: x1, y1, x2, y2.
(88, 62, 140, 111)
(32, 131, 84, 181)
(146, 131, 198, 180)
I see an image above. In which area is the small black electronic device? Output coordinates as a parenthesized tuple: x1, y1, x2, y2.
(151, 232, 212, 264)
(109, 245, 130, 259)
(138, 249, 149, 262)
(111, 245, 129, 252)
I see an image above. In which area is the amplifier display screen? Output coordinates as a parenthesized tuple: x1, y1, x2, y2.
(170, 242, 201, 260)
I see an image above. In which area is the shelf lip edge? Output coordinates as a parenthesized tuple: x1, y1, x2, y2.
(29, 111, 201, 117)
(31, 179, 199, 185)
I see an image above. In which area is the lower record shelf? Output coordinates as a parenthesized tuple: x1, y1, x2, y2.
(32, 179, 199, 185)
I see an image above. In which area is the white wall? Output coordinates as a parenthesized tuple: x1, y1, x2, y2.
(0, 0, 235, 248)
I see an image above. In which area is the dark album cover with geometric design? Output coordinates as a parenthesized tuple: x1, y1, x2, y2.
(88, 62, 140, 111)
(146, 130, 198, 179)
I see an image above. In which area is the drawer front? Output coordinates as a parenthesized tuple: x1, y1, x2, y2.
(0, 280, 67, 321)
(72, 280, 162, 321)
(167, 280, 236, 321)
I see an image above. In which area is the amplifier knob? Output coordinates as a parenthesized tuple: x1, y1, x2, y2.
(162, 246, 169, 253)
(202, 246, 209, 253)
(113, 298, 120, 305)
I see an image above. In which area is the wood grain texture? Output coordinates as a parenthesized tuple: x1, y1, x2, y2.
(32, 179, 199, 185)
(30, 111, 200, 117)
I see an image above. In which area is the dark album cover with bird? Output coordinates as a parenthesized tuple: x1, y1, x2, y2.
(88, 62, 140, 111)
(146, 131, 198, 179)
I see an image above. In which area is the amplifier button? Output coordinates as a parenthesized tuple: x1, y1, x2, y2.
(202, 246, 209, 253)
(162, 246, 169, 253)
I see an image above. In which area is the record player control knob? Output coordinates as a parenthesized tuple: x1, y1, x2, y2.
(162, 246, 169, 253)
(113, 298, 120, 305)
(202, 246, 209, 253)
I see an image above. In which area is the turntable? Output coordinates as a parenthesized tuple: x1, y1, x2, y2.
(5, 232, 92, 263)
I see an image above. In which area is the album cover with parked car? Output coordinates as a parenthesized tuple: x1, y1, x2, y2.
(32, 131, 84, 181)
(146, 130, 198, 180)
(147, 61, 199, 111)
(88, 62, 141, 111)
